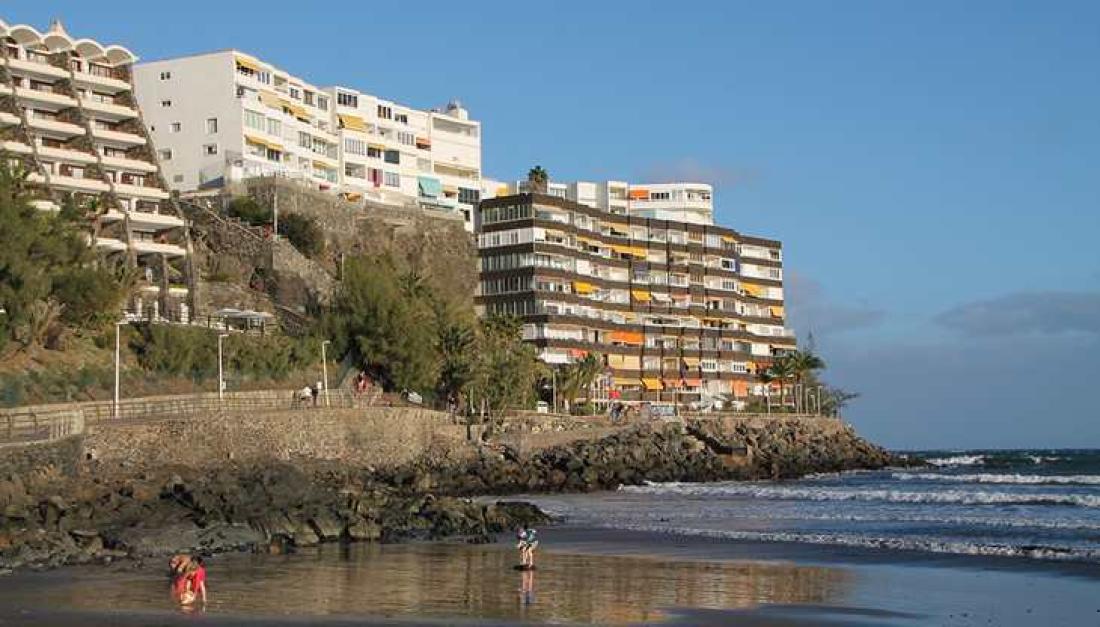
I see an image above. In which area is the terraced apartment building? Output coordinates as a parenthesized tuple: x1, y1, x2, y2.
(132, 50, 484, 230)
(475, 186, 795, 405)
(0, 19, 190, 322)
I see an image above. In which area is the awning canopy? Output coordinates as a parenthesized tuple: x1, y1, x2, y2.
(338, 114, 367, 132)
(651, 292, 671, 303)
(235, 55, 262, 72)
(285, 102, 309, 119)
(244, 134, 282, 151)
(631, 290, 651, 302)
(642, 378, 663, 391)
(418, 176, 442, 198)
(258, 91, 282, 110)
(612, 377, 641, 387)
(610, 331, 643, 345)
(415, 136, 431, 147)
(628, 189, 649, 200)
(770, 306, 785, 318)
(573, 281, 596, 295)
(682, 357, 701, 367)
(683, 378, 703, 387)
(742, 283, 764, 297)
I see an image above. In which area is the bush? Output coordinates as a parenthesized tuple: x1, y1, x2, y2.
(52, 266, 128, 329)
(278, 212, 325, 258)
(225, 196, 271, 226)
(129, 323, 315, 382)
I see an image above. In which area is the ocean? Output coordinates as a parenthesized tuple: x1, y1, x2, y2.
(530, 449, 1100, 564)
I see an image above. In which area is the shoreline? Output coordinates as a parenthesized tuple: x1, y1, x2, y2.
(1, 525, 1098, 626)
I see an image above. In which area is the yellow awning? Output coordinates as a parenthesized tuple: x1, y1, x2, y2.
(235, 55, 262, 72)
(721, 235, 736, 243)
(244, 134, 282, 152)
(442, 184, 459, 194)
(612, 377, 641, 387)
(286, 102, 309, 119)
(682, 357, 701, 367)
(631, 290, 651, 302)
(338, 114, 367, 132)
(258, 91, 283, 110)
(770, 306, 785, 318)
(573, 281, 596, 295)
(496, 185, 510, 196)
(642, 378, 663, 391)
(312, 160, 333, 169)
(367, 143, 386, 150)
(742, 283, 764, 297)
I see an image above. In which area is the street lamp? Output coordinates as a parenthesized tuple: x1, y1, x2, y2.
(114, 320, 127, 419)
(320, 340, 331, 407)
(217, 333, 230, 401)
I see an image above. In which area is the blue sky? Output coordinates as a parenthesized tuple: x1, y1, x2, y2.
(10, 2, 1100, 448)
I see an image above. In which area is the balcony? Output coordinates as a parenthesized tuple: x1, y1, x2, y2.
(100, 153, 157, 173)
(0, 139, 32, 155)
(27, 116, 85, 137)
(48, 173, 110, 193)
(0, 111, 20, 126)
(100, 208, 126, 223)
(72, 66, 131, 93)
(130, 240, 186, 258)
(7, 57, 69, 80)
(79, 96, 138, 120)
(30, 199, 58, 212)
(14, 86, 77, 109)
(94, 237, 128, 253)
(127, 210, 183, 229)
(90, 126, 146, 146)
(113, 181, 169, 200)
(37, 145, 97, 165)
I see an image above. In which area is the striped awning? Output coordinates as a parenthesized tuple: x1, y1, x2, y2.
(418, 176, 442, 198)
(338, 114, 367, 132)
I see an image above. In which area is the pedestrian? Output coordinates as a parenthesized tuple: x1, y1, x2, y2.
(311, 381, 321, 407)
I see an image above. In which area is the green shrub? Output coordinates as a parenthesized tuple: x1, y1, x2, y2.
(225, 196, 271, 226)
(278, 212, 325, 258)
(52, 266, 128, 329)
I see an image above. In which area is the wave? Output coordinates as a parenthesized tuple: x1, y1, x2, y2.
(576, 521, 1100, 564)
(926, 455, 986, 467)
(892, 472, 1100, 486)
(622, 482, 1100, 508)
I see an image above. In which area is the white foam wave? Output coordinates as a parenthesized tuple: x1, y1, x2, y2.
(622, 482, 1100, 508)
(892, 472, 1100, 486)
(578, 522, 1100, 563)
(926, 455, 986, 467)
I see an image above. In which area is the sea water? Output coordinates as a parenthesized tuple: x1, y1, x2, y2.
(530, 449, 1100, 564)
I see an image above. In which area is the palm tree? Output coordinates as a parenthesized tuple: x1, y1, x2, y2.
(787, 350, 826, 411)
(558, 352, 603, 413)
(763, 355, 797, 410)
(527, 166, 549, 193)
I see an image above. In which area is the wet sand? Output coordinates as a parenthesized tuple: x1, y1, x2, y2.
(0, 526, 1097, 626)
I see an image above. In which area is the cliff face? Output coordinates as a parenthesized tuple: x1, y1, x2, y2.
(0, 414, 902, 572)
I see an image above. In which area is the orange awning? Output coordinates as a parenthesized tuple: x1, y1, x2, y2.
(610, 331, 643, 345)
(628, 189, 649, 200)
(683, 378, 702, 388)
(663, 378, 684, 389)
(568, 349, 588, 358)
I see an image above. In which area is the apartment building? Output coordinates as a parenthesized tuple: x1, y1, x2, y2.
(475, 190, 794, 405)
(502, 179, 714, 225)
(0, 19, 190, 322)
(132, 51, 484, 229)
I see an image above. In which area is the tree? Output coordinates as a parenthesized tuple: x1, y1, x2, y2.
(224, 196, 270, 226)
(762, 355, 797, 410)
(527, 165, 549, 193)
(786, 349, 826, 411)
(435, 308, 475, 405)
(822, 387, 860, 417)
(468, 314, 544, 427)
(277, 212, 325, 258)
(557, 352, 603, 413)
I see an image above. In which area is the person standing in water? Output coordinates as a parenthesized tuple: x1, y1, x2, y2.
(516, 525, 539, 568)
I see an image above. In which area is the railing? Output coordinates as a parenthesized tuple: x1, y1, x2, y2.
(0, 389, 378, 446)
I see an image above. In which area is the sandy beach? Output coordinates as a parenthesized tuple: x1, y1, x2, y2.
(0, 525, 1097, 626)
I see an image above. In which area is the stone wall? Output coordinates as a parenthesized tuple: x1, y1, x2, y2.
(83, 407, 472, 470)
(0, 436, 83, 480)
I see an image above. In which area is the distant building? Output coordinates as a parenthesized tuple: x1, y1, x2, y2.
(475, 182, 794, 406)
(132, 50, 483, 230)
(0, 18, 191, 322)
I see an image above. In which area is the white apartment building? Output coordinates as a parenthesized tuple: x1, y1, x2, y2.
(132, 50, 484, 229)
(501, 179, 714, 225)
(0, 19, 191, 322)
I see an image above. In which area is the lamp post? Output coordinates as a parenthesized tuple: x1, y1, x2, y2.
(217, 333, 229, 401)
(114, 320, 127, 419)
(321, 340, 331, 407)
(551, 369, 557, 414)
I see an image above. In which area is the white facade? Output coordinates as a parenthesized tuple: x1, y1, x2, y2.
(133, 50, 483, 230)
(500, 179, 714, 224)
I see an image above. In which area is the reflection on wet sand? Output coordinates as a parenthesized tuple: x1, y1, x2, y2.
(16, 542, 853, 624)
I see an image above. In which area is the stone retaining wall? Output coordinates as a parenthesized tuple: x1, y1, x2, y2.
(83, 407, 472, 470)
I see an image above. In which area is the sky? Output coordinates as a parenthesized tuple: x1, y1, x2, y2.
(8, 1, 1100, 449)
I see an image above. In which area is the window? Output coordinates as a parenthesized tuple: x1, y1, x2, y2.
(337, 91, 358, 108)
(158, 149, 173, 161)
(377, 105, 392, 119)
(265, 148, 281, 162)
(395, 112, 408, 124)
(458, 187, 479, 205)
(383, 149, 400, 165)
(204, 143, 218, 156)
(383, 171, 400, 187)
(243, 109, 264, 131)
(317, 95, 329, 111)
(289, 86, 300, 100)
(397, 131, 415, 146)
(170, 122, 181, 133)
(367, 146, 382, 158)
(303, 91, 314, 106)
(266, 118, 281, 137)
(173, 174, 184, 183)
(205, 117, 218, 134)
(159, 71, 171, 80)
(160, 100, 172, 108)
